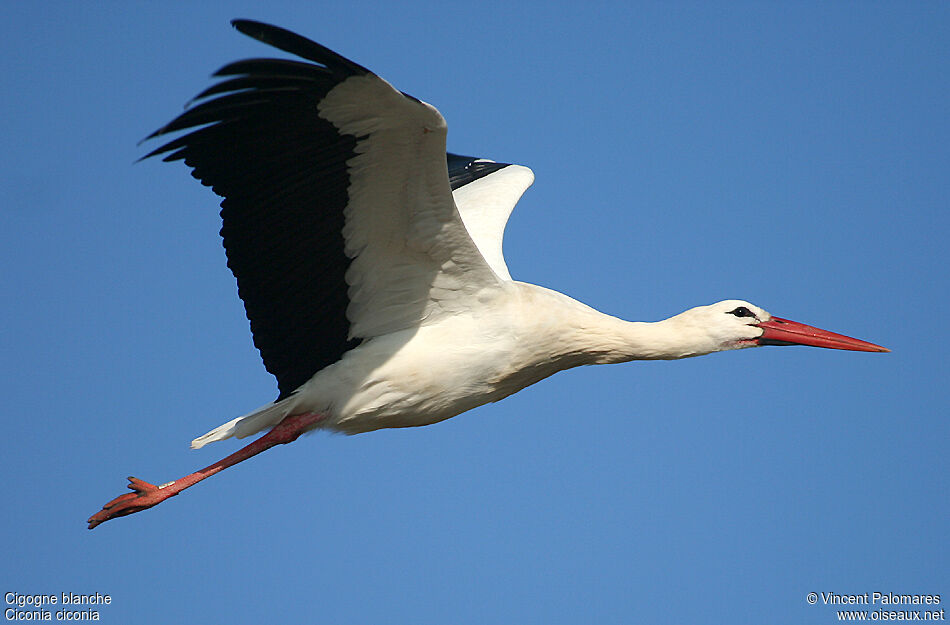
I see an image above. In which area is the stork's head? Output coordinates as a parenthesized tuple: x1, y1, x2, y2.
(668, 299, 889, 356)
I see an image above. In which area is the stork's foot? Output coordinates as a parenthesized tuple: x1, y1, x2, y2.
(87, 477, 176, 529)
(88, 413, 326, 529)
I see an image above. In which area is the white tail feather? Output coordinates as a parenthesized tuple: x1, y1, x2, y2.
(190, 400, 292, 449)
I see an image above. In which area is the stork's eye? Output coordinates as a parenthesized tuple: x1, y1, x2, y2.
(728, 306, 755, 318)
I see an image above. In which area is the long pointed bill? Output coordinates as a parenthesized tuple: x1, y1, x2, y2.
(756, 317, 889, 352)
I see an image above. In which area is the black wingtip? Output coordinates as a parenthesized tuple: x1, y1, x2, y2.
(230, 18, 270, 39)
(228, 18, 369, 76)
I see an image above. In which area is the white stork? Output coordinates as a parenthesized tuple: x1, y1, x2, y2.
(89, 20, 887, 529)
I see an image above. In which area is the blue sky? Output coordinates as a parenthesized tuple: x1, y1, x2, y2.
(2, 2, 946, 624)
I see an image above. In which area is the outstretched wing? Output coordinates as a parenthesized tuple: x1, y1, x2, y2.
(145, 20, 504, 399)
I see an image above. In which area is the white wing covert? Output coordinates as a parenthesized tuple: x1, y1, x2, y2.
(317, 76, 502, 338)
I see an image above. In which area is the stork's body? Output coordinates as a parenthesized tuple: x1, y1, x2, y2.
(89, 21, 886, 529)
(231, 284, 586, 436)
(197, 284, 727, 442)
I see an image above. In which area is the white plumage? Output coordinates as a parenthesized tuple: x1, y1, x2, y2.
(89, 20, 886, 529)
(454, 164, 535, 281)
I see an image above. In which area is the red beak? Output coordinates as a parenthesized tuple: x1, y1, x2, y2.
(756, 317, 889, 352)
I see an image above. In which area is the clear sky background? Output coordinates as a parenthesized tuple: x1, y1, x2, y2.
(2, 2, 947, 624)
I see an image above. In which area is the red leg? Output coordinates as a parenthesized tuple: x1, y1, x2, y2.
(87, 411, 324, 529)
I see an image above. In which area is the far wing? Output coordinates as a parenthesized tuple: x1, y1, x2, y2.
(448, 155, 535, 281)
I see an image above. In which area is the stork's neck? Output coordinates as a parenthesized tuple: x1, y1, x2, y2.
(578, 315, 718, 363)
(533, 294, 721, 364)
(514, 284, 730, 368)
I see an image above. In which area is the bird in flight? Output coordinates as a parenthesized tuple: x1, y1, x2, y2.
(88, 20, 887, 529)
